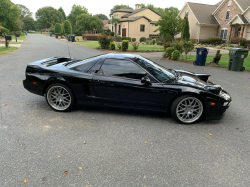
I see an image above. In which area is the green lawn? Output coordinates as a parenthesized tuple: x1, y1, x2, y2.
(11, 35, 26, 40)
(182, 54, 250, 70)
(76, 41, 164, 51)
(0, 47, 18, 56)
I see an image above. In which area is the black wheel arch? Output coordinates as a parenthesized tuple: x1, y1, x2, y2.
(43, 79, 74, 95)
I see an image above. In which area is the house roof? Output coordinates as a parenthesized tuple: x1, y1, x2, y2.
(236, 0, 250, 11)
(121, 8, 161, 18)
(228, 14, 250, 24)
(187, 2, 219, 25)
(110, 9, 133, 15)
(102, 20, 109, 25)
(119, 16, 152, 22)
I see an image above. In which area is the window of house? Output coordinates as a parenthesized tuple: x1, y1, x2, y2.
(101, 59, 147, 80)
(140, 24, 145, 32)
(220, 29, 228, 40)
(112, 26, 113, 32)
(185, 11, 189, 16)
(118, 25, 121, 34)
(226, 10, 230, 20)
(228, 0, 232, 6)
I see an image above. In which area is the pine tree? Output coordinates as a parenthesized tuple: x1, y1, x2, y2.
(182, 16, 190, 41)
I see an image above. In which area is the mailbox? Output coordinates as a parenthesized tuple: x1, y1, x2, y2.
(5, 35, 12, 41)
(15, 33, 20, 37)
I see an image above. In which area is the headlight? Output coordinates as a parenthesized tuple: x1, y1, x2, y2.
(220, 92, 231, 101)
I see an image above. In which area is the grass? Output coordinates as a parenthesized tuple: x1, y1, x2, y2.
(0, 47, 18, 56)
(76, 41, 164, 51)
(11, 35, 26, 40)
(181, 53, 250, 70)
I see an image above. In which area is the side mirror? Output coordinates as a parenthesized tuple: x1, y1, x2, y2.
(141, 76, 151, 85)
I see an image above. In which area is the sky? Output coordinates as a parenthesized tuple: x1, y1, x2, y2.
(11, 0, 221, 19)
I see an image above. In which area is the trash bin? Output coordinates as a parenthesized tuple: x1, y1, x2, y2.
(193, 47, 209, 66)
(55, 33, 58, 39)
(49, 32, 53, 37)
(228, 48, 249, 71)
(25, 32, 27, 35)
(67, 35, 71, 41)
(71, 35, 75, 42)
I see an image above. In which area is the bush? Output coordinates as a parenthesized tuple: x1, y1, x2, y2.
(156, 41, 162, 45)
(140, 37, 146, 43)
(122, 40, 129, 51)
(162, 52, 168, 58)
(132, 38, 136, 42)
(97, 34, 113, 49)
(104, 29, 111, 35)
(55, 23, 63, 34)
(116, 42, 122, 50)
(231, 37, 246, 45)
(20, 32, 25, 36)
(171, 50, 181, 60)
(131, 42, 140, 51)
(163, 41, 171, 50)
(200, 40, 207, 44)
(146, 40, 152, 45)
(0, 26, 10, 35)
(127, 37, 131, 42)
(110, 32, 114, 36)
(165, 47, 175, 59)
(115, 36, 122, 42)
(152, 39, 156, 45)
(146, 37, 152, 41)
(172, 41, 183, 53)
(82, 34, 98, 41)
(241, 40, 250, 46)
(63, 20, 72, 35)
(110, 42, 116, 50)
(207, 36, 222, 45)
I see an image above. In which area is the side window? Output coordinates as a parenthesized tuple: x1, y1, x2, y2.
(71, 58, 99, 73)
(140, 24, 145, 32)
(101, 59, 147, 80)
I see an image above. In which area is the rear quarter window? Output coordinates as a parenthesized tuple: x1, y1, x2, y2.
(71, 58, 100, 73)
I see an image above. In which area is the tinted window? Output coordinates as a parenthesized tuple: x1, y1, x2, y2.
(140, 24, 145, 32)
(71, 58, 100, 73)
(101, 59, 147, 80)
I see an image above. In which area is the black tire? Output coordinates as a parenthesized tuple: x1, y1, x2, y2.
(240, 67, 245, 71)
(45, 83, 76, 112)
(193, 61, 197, 66)
(171, 95, 204, 124)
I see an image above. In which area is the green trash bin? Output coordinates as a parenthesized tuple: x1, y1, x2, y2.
(228, 48, 249, 71)
(67, 35, 71, 41)
(55, 33, 58, 39)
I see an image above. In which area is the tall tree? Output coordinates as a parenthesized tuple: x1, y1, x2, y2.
(96, 14, 109, 20)
(76, 13, 103, 34)
(17, 4, 32, 20)
(140, 4, 164, 14)
(181, 16, 190, 40)
(155, 8, 182, 41)
(110, 5, 133, 14)
(67, 5, 88, 30)
(63, 20, 72, 34)
(0, 0, 20, 31)
(35, 6, 64, 30)
(111, 18, 120, 36)
(58, 7, 66, 20)
(22, 16, 35, 31)
(54, 23, 62, 34)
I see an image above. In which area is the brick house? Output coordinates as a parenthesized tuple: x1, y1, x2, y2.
(108, 4, 161, 42)
(177, 0, 250, 42)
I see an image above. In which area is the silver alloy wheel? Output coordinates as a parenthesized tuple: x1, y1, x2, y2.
(176, 97, 203, 123)
(47, 86, 71, 111)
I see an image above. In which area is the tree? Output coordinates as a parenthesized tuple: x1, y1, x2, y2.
(22, 16, 35, 31)
(141, 4, 164, 14)
(35, 7, 64, 30)
(96, 14, 109, 20)
(17, 4, 32, 20)
(55, 23, 62, 34)
(110, 5, 133, 14)
(63, 20, 72, 34)
(67, 5, 88, 30)
(155, 8, 182, 42)
(111, 18, 120, 36)
(0, 0, 20, 31)
(181, 16, 190, 40)
(75, 13, 103, 34)
(58, 7, 66, 20)
(183, 40, 194, 60)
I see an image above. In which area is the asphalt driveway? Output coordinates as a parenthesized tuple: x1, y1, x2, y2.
(1, 34, 250, 186)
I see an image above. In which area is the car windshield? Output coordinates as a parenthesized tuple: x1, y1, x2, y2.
(134, 56, 175, 82)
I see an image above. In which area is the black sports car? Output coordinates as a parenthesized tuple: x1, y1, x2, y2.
(23, 54, 231, 124)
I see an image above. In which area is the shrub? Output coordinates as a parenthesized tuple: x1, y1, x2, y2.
(132, 38, 136, 42)
(131, 42, 140, 51)
(122, 36, 127, 40)
(63, 20, 72, 35)
(146, 40, 152, 45)
(156, 41, 162, 45)
(110, 42, 116, 50)
(216, 46, 221, 49)
(140, 37, 146, 42)
(200, 40, 207, 44)
(0, 26, 10, 35)
(1, 33, 4, 37)
(183, 41, 194, 60)
(145, 49, 149, 52)
(97, 34, 113, 49)
(173, 41, 183, 53)
(207, 36, 222, 45)
(20, 32, 25, 36)
(104, 29, 111, 35)
(82, 34, 98, 41)
(110, 32, 114, 36)
(241, 40, 250, 46)
(171, 50, 181, 60)
(165, 47, 175, 59)
(146, 37, 152, 41)
(122, 40, 129, 51)
(115, 36, 122, 42)
(231, 37, 246, 45)
(163, 41, 171, 50)
(116, 42, 122, 50)
(76, 37, 80, 41)
(55, 23, 63, 34)
(152, 39, 156, 45)
(162, 52, 168, 58)
(127, 37, 131, 42)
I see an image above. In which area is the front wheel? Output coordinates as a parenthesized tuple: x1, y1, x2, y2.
(171, 96, 204, 124)
(45, 83, 76, 112)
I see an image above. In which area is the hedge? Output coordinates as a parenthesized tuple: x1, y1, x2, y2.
(82, 34, 99, 41)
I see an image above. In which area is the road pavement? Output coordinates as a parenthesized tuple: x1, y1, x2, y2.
(0, 34, 250, 186)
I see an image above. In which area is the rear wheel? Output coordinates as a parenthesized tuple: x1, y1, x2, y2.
(171, 96, 203, 124)
(240, 67, 245, 71)
(45, 83, 75, 112)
